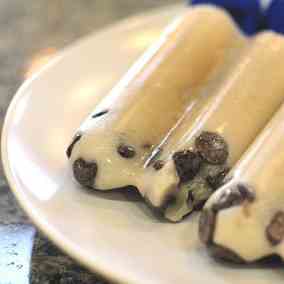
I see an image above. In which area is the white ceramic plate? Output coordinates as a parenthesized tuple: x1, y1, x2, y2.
(2, 4, 284, 284)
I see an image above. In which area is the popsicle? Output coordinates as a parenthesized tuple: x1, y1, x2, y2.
(143, 31, 284, 221)
(67, 6, 243, 190)
(199, 103, 284, 263)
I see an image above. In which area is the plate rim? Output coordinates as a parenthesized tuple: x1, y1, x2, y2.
(1, 3, 186, 284)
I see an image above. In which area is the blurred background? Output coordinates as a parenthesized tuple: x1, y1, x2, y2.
(0, 0, 182, 133)
(0, 1, 181, 283)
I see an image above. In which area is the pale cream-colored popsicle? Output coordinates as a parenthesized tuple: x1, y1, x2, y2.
(143, 32, 284, 221)
(200, 102, 284, 262)
(68, 6, 243, 190)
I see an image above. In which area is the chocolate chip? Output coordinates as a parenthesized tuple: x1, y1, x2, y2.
(66, 133, 82, 158)
(199, 209, 216, 245)
(117, 144, 136, 159)
(238, 184, 255, 202)
(212, 184, 255, 212)
(266, 211, 284, 246)
(209, 244, 245, 264)
(206, 167, 230, 190)
(195, 131, 228, 164)
(142, 143, 153, 150)
(91, 110, 108, 118)
(173, 150, 203, 183)
(73, 158, 97, 188)
(153, 160, 165, 171)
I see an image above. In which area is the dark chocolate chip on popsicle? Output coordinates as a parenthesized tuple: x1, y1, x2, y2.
(153, 160, 165, 171)
(117, 144, 136, 159)
(266, 211, 284, 246)
(195, 131, 228, 165)
(173, 150, 203, 183)
(73, 158, 97, 188)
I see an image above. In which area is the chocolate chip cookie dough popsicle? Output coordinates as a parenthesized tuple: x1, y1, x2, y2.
(143, 32, 284, 222)
(67, 6, 243, 190)
(199, 103, 284, 263)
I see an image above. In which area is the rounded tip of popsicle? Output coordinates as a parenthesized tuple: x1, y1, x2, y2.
(184, 3, 240, 29)
(253, 30, 284, 45)
(199, 194, 246, 264)
(189, 3, 229, 15)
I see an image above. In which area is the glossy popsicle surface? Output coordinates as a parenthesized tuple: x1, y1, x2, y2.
(144, 32, 284, 221)
(68, 6, 242, 191)
(200, 103, 284, 261)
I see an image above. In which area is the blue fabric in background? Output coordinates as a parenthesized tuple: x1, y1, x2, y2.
(265, 0, 284, 34)
(190, 0, 284, 35)
(191, 0, 262, 35)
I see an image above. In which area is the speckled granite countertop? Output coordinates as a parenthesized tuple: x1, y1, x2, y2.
(0, 1, 180, 283)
